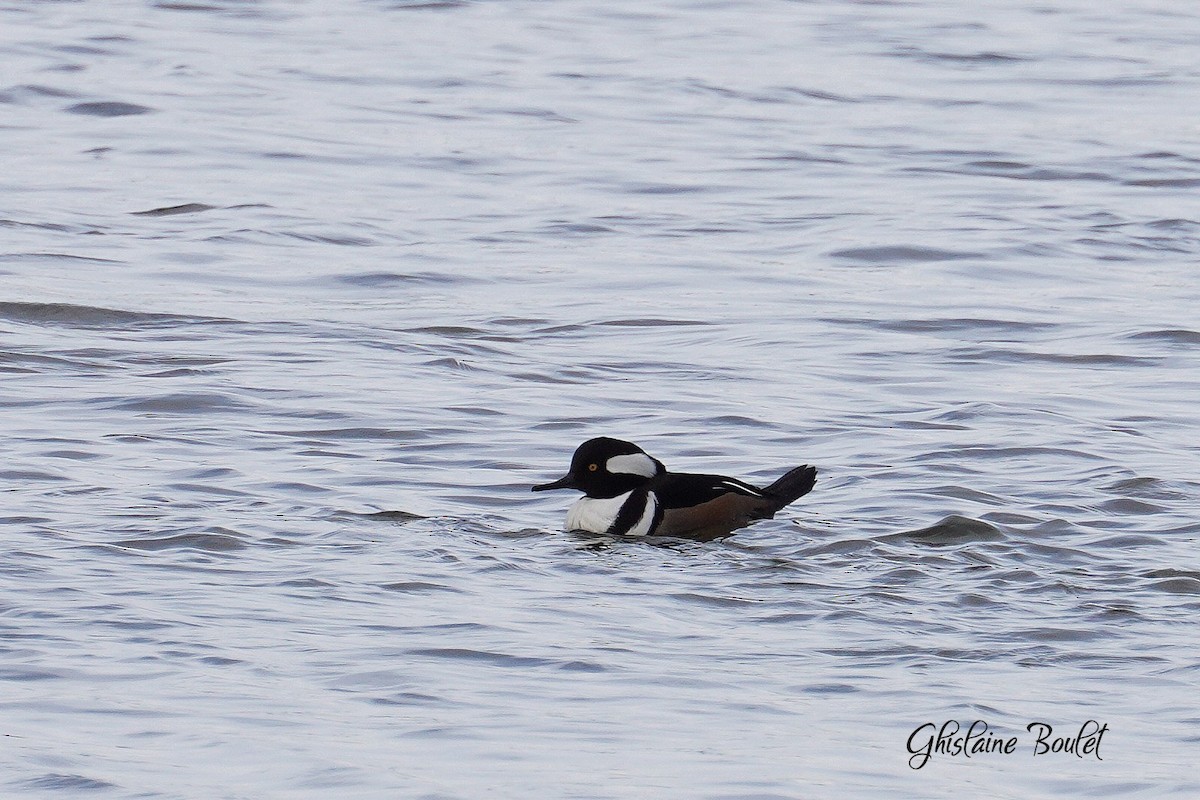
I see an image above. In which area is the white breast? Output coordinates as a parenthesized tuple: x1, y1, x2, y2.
(565, 491, 658, 536)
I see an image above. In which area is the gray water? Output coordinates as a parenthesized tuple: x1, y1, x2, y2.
(3, 0, 1199, 797)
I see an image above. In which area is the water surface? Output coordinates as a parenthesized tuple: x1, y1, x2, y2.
(2, 0, 1199, 797)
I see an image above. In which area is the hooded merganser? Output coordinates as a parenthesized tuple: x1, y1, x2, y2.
(532, 437, 817, 538)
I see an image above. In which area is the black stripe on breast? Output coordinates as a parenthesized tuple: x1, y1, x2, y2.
(607, 488, 658, 535)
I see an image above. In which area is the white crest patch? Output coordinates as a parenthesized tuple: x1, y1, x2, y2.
(606, 452, 659, 478)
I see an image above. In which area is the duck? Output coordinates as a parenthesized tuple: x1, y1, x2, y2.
(532, 437, 816, 538)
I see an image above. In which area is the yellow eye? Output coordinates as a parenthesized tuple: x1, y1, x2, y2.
(588, 463, 598, 472)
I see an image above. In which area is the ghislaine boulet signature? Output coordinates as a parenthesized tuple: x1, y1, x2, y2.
(907, 720, 1108, 769)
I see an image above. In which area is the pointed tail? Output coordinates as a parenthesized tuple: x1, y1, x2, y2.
(760, 465, 817, 517)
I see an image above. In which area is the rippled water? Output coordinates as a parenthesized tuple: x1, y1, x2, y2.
(3, 0, 1199, 797)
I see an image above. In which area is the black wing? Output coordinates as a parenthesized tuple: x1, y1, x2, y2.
(651, 472, 765, 510)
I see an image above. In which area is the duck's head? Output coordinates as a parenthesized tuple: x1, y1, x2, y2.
(532, 437, 664, 498)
